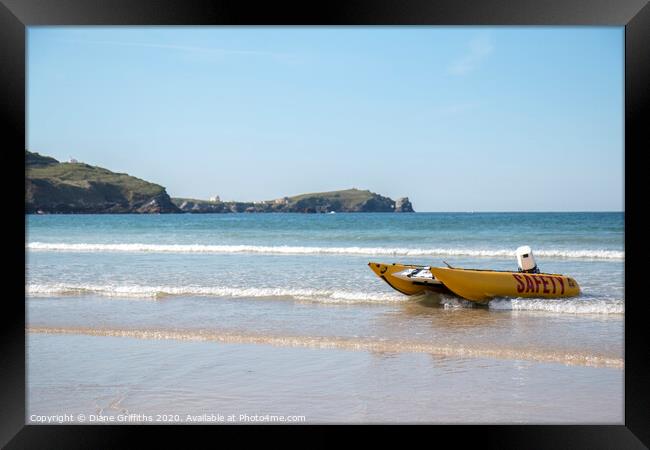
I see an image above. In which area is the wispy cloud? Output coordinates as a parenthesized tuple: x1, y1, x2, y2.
(58, 39, 295, 62)
(448, 35, 494, 76)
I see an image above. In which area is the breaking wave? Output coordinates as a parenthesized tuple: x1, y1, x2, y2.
(26, 283, 623, 314)
(26, 326, 624, 369)
(27, 242, 624, 259)
(26, 283, 407, 304)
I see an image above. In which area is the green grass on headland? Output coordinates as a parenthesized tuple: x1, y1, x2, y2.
(26, 151, 178, 213)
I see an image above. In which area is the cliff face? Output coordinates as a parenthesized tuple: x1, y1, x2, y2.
(26, 151, 179, 214)
(173, 189, 415, 213)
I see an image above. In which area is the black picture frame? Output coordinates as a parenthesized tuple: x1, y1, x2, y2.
(3, 0, 648, 447)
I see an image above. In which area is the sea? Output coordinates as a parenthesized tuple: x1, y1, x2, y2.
(26, 212, 624, 424)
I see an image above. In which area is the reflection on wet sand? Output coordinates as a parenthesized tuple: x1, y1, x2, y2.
(27, 326, 623, 369)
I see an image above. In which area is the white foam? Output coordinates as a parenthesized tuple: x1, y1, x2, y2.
(488, 297, 624, 315)
(439, 296, 478, 309)
(26, 242, 624, 259)
(26, 283, 406, 304)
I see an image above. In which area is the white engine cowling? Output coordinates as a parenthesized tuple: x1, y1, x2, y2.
(516, 245, 538, 273)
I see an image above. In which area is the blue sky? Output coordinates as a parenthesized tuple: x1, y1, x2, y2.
(27, 27, 623, 211)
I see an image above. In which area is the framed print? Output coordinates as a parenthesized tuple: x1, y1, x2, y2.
(2, 0, 648, 447)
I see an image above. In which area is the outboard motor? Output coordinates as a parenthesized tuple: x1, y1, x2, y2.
(516, 245, 540, 273)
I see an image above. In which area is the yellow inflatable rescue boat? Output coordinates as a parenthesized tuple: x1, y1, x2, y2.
(368, 246, 581, 303)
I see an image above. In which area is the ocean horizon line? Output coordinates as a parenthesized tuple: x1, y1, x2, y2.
(26, 210, 624, 215)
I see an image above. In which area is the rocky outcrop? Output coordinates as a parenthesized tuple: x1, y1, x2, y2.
(135, 195, 179, 214)
(394, 197, 414, 213)
(177, 200, 228, 213)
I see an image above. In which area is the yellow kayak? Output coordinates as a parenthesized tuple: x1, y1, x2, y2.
(369, 262, 580, 303)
